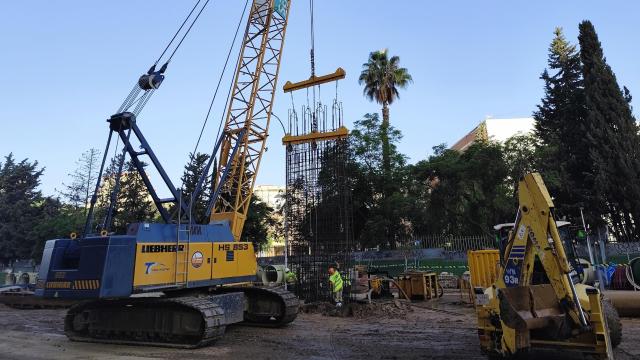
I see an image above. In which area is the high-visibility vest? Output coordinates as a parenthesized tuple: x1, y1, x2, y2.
(330, 271, 343, 292)
(285, 271, 297, 284)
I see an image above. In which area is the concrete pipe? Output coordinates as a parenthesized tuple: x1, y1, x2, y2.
(578, 258, 596, 285)
(628, 257, 640, 290)
(603, 290, 640, 317)
(261, 265, 286, 285)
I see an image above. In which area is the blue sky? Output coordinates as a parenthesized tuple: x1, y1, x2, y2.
(1, 1, 638, 197)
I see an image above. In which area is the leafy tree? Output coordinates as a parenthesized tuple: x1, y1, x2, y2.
(409, 141, 512, 236)
(502, 134, 540, 199)
(242, 196, 277, 251)
(348, 113, 410, 249)
(30, 198, 80, 259)
(359, 49, 412, 199)
(579, 20, 640, 240)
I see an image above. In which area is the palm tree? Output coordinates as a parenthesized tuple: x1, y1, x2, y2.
(358, 49, 412, 193)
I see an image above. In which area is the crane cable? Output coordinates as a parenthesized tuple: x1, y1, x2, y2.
(164, 0, 213, 66)
(309, 0, 318, 131)
(154, 0, 204, 67)
(189, 0, 250, 161)
(181, 0, 250, 222)
(118, 0, 213, 114)
(309, 0, 315, 76)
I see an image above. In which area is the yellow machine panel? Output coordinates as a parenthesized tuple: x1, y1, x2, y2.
(212, 242, 257, 280)
(133, 242, 257, 288)
(186, 243, 213, 283)
(133, 243, 186, 287)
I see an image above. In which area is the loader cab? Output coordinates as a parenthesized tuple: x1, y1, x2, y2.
(493, 221, 584, 284)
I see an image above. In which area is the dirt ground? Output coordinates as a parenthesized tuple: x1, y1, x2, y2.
(0, 292, 638, 360)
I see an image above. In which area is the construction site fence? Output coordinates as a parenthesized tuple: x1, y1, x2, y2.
(575, 241, 640, 262)
(358, 234, 496, 256)
(256, 240, 640, 272)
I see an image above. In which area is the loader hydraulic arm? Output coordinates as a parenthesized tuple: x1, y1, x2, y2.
(498, 173, 588, 328)
(475, 173, 614, 359)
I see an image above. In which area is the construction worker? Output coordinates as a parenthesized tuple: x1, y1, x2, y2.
(284, 267, 297, 285)
(328, 265, 343, 307)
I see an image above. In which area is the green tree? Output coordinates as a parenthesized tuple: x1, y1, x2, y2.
(503, 134, 540, 199)
(533, 27, 588, 221)
(242, 196, 277, 252)
(358, 49, 412, 199)
(0, 154, 45, 262)
(179, 152, 212, 222)
(30, 198, 79, 259)
(95, 155, 157, 234)
(60, 149, 101, 210)
(114, 160, 158, 233)
(59, 148, 101, 230)
(348, 113, 410, 249)
(409, 142, 512, 236)
(579, 20, 640, 240)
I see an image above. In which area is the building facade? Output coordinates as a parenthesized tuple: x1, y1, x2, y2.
(451, 117, 534, 151)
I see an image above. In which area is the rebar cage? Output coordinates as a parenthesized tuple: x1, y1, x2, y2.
(284, 100, 353, 302)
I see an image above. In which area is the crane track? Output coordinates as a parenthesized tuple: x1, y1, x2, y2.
(0, 291, 76, 309)
(222, 286, 299, 327)
(62, 287, 298, 348)
(64, 295, 226, 349)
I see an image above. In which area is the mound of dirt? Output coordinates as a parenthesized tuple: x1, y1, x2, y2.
(301, 300, 414, 319)
(350, 299, 414, 319)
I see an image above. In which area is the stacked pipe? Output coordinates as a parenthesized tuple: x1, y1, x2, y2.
(603, 257, 640, 317)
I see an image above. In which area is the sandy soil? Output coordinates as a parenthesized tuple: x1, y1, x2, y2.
(0, 293, 638, 360)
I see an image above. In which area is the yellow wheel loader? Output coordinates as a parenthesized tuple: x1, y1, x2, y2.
(473, 173, 620, 359)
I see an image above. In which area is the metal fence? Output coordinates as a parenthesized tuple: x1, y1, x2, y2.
(398, 234, 496, 252)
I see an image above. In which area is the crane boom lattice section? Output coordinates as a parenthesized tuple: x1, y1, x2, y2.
(211, 0, 291, 240)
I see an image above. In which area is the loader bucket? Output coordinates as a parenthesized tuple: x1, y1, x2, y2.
(498, 284, 565, 331)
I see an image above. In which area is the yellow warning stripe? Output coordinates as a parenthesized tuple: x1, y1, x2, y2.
(72, 280, 100, 290)
(46, 280, 100, 290)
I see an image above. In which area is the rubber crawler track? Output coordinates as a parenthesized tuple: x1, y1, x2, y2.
(0, 292, 75, 309)
(64, 296, 226, 349)
(63, 287, 299, 348)
(226, 286, 299, 327)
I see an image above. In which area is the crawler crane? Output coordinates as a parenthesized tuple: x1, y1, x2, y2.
(35, 0, 298, 347)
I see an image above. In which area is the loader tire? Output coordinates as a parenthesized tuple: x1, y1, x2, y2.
(603, 299, 622, 348)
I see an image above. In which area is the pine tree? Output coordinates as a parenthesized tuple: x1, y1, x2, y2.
(0, 154, 45, 262)
(60, 149, 101, 209)
(533, 27, 590, 221)
(94, 154, 124, 232)
(94, 154, 158, 234)
(579, 20, 640, 241)
(113, 160, 158, 233)
(179, 152, 212, 222)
